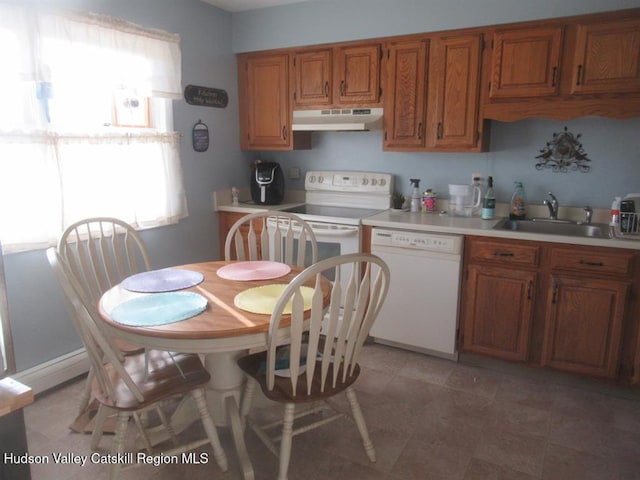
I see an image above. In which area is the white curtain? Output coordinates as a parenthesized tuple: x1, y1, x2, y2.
(0, 4, 187, 253)
(0, 240, 13, 377)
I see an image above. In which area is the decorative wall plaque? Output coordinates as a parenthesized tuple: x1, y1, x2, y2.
(535, 126, 592, 173)
(184, 84, 228, 108)
(192, 120, 209, 152)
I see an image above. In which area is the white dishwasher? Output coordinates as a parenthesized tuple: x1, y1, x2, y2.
(370, 227, 463, 360)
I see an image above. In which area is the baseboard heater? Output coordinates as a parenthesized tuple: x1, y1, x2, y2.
(13, 348, 89, 395)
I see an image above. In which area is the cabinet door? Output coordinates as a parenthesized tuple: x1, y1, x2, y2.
(239, 53, 291, 150)
(462, 264, 536, 362)
(427, 33, 482, 149)
(542, 275, 628, 378)
(490, 27, 563, 98)
(293, 48, 332, 107)
(334, 44, 381, 105)
(383, 40, 428, 150)
(570, 18, 640, 94)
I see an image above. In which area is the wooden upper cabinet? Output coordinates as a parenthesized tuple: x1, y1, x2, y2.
(383, 39, 428, 150)
(334, 43, 382, 106)
(292, 42, 382, 108)
(239, 52, 291, 150)
(427, 33, 483, 150)
(293, 48, 332, 107)
(570, 18, 640, 94)
(238, 52, 310, 151)
(490, 26, 564, 98)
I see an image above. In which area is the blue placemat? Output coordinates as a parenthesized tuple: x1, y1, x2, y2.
(121, 268, 204, 293)
(110, 291, 208, 326)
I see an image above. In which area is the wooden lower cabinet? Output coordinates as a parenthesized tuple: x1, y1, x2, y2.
(541, 275, 628, 378)
(461, 236, 638, 382)
(463, 265, 535, 361)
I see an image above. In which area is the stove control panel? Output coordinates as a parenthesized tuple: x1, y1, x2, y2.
(305, 171, 393, 194)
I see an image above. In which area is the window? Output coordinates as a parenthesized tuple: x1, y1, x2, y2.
(0, 5, 187, 253)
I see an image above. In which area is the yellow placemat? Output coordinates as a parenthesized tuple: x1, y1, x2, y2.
(234, 284, 315, 315)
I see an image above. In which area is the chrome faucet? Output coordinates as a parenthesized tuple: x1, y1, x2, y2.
(583, 206, 593, 225)
(543, 192, 559, 220)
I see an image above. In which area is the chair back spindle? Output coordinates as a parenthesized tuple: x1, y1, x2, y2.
(224, 212, 317, 267)
(266, 253, 390, 397)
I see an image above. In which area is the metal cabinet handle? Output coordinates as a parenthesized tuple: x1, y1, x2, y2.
(437, 122, 443, 139)
(576, 65, 583, 85)
(324, 81, 329, 97)
(578, 259, 604, 267)
(527, 280, 533, 300)
(282, 125, 287, 140)
(552, 283, 559, 304)
(493, 251, 514, 257)
(340, 80, 345, 96)
(417, 122, 423, 140)
(551, 66, 558, 87)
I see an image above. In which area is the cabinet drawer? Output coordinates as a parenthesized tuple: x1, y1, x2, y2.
(549, 248, 634, 276)
(469, 240, 540, 266)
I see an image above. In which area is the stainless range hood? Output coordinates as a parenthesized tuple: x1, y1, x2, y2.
(292, 108, 383, 131)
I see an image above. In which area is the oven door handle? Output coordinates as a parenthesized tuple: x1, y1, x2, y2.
(300, 222, 360, 237)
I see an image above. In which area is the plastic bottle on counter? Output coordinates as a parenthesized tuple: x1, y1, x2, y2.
(509, 181, 526, 220)
(610, 196, 621, 226)
(422, 189, 437, 213)
(481, 176, 495, 220)
(409, 178, 421, 213)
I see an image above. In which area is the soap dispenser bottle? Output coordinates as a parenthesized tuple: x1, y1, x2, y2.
(410, 178, 421, 213)
(510, 181, 526, 220)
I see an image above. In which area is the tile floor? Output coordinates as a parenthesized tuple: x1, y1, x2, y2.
(23, 344, 640, 480)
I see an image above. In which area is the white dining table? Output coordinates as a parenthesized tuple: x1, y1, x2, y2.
(98, 260, 330, 480)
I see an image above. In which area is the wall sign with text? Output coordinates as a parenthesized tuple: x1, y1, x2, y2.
(184, 85, 228, 108)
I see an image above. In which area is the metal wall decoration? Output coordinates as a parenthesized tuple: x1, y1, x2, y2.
(535, 126, 592, 173)
(184, 84, 228, 108)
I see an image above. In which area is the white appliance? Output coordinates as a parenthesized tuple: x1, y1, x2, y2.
(280, 170, 393, 289)
(292, 108, 384, 131)
(370, 228, 463, 360)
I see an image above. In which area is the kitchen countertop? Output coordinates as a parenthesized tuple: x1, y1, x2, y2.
(214, 189, 640, 251)
(363, 210, 640, 251)
(213, 188, 304, 214)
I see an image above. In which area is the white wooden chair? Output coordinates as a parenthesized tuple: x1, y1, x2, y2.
(57, 217, 151, 415)
(224, 211, 317, 267)
(237, 253, 390, 480)
(47, 248, 228, 480)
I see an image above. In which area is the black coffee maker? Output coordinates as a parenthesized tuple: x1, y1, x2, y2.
(251, 161, 285, 205)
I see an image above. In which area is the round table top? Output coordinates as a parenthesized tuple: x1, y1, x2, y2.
(98, 260, 330, 342)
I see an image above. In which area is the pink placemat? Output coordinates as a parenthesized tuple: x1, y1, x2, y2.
(217, 261, 291, 281)
(122, 268, 204, 293)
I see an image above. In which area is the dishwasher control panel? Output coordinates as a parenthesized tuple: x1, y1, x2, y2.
(371, 228, 463, 255)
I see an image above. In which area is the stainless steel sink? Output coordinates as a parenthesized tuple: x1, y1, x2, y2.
(493, 218, 613, 239)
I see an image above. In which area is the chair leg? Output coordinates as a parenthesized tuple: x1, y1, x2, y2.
(90, 404, 110, 450)
(110, 411, 130, 480)
(192, 389, 228, 472)
(240, 377, 258, 425)
(278, 403, 295, 480)
(345, 387, 376, 463)
(78, 368, 94, 415)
